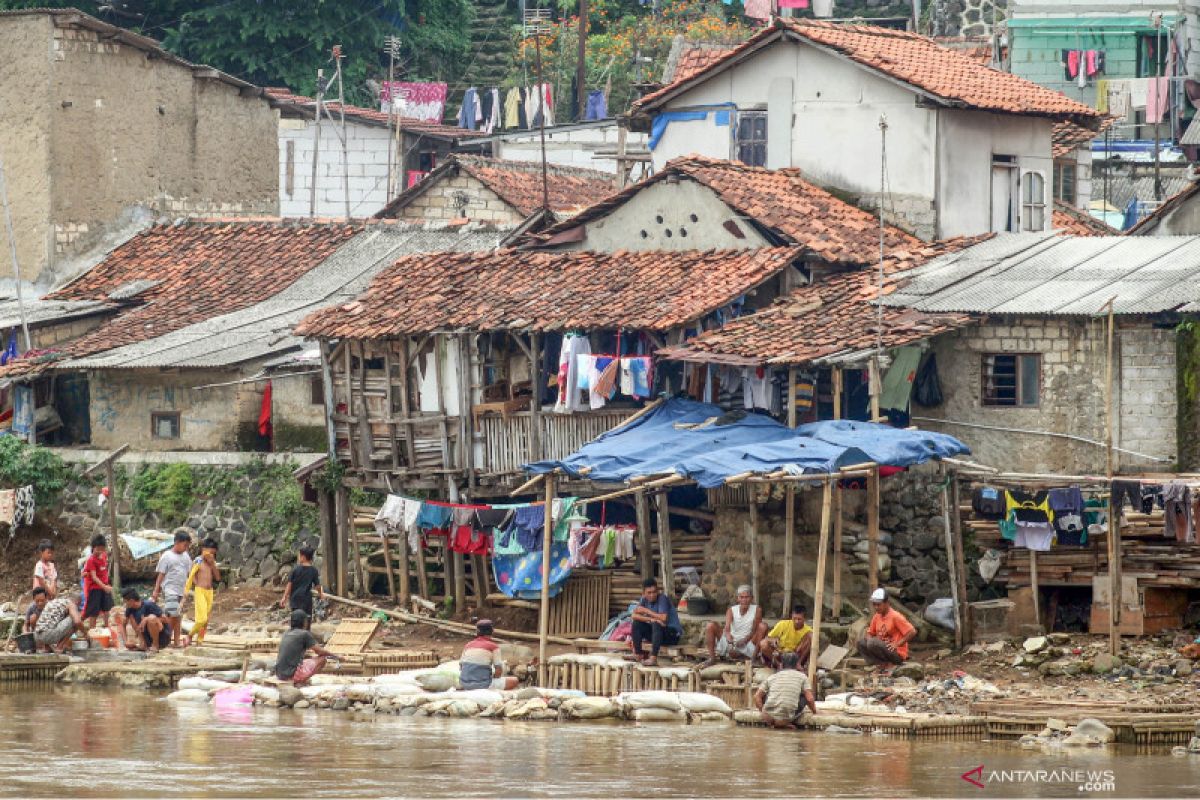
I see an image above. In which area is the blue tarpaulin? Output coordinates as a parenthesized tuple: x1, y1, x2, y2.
(525, 399, 968, 488)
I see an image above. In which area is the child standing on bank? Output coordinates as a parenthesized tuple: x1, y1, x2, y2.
(280, 545, 324, 629)
(33, 540, 58, 598)
(81, 534, 114, 640)
(182, 538, 220, 645)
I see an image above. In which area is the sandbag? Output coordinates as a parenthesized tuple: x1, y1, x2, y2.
(732, 709, 763, 725)
(535, 688, 587, 700)
(656, 668, 692, 680)
(691, 711, 734, 724)
(165, 689, 211, 703)
(505, 697, 549, 719)
(631, 707, 687, 723)
(373, 683, 424, 699)
(178, 677, 234, 692)
(618, 691, 683, 712)
(343, 683, 379, 702)
(455, 689, 504, 705)
(252, 686, 280, 704)
(677, 692, 732, 715)
(924, 598, 956, 631)
(479, 700, 507, 718)
(444, 700, 483, 718)
(561, 697, 619, 720)
(309, 675, 357, 686)
(416, 673, 458, 693)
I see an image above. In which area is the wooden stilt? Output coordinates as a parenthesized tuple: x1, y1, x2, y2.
(950, 475, 972, 643)
(867, 465, 880, 592)
(380, 529, 397, 602)
(538, 474, 556, 686)
(1030, 549, 1041, 633)
(472, 553, 488, 608)
(748, 494, 760, 602)
(783, 484, 795, 618)
(318, 490, 335, 592)
(809, 480, 833, 688)
(397, 517, 411, 606)
(656, 493, 674, 596)
(832, 482, 843, 620)
(787, 368, 797, 428)
(635, 490, 652, 581)
(1109, 512, 1122, 655)
(941, 482, 963, 648)
(832, 367, 843, 420)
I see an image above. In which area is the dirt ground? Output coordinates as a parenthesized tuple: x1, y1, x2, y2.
(0, 516, 87, 604)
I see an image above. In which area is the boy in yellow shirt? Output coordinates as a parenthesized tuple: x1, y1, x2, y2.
(760, 603, 813, 669)
(182, 538, 220, 645)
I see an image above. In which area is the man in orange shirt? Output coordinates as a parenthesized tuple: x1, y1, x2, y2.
(857, 588, 916, 668)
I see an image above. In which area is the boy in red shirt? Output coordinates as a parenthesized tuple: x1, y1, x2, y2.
(856, 588, 916, 670)
(81, 534, 115, 641)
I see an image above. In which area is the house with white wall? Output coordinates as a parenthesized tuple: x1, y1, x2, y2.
(267, 89, 478, 218)
(630, 19, 1104, 240)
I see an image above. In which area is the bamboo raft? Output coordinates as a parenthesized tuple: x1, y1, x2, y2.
(0, 654, 70, 684)
(795, 712, 990, 739)
(363, 650, 439, 676)
(546, 657, 630, 696)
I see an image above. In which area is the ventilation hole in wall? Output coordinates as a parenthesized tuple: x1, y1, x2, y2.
(689, 213, 698, 223)
(679, 227, 688, 237)
(655, 215, 664, 224)
(664, 228, 673, 238)
(640, 229, 649, 238)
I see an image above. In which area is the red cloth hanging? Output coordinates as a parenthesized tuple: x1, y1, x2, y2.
(258, 380, 273, 438)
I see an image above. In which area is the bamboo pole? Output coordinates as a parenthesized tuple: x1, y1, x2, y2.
(510, 473, 545, 496)
(529, 333, 543, 462)
(831, 482, 843, 620)
(656, 493, 674, 595)
(787, 368, 797, 428)
(1105, 297, 1116, 478)
(808, 479, 833, 687)
(950, 475, 971, 643)
(327, 593, 574, 645)
(1030, 549, 1041, 633)
(783, 484, 795, 618)
(538, 473, 556, 686)
(334, 487, 348, 596)
(940, 482, 963, 648)
(345, 487, 364, 595)
(833, 367, 843, 420)
(1109, 513, 1122, 656)
(867, 465, 880, 591)
(397, 514, 411, 606)
(635, 490, 652, 581)
(748, 494, 760, 601)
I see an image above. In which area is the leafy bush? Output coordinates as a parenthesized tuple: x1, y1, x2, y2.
(0, 436, 71, 507)
(131, 463, 197, 524)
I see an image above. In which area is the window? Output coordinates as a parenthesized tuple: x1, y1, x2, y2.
(981, 354, 1040, 407)
(736, 112, 767, 167)
(991, 155, 1019, 233)
(310, 376, 325, 406)
(151, 411, 180, 439)
(1021, 172, 1046, 231)
(1053, 160, 1077, 205)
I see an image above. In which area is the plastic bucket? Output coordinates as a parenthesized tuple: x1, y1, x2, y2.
(15, 632, 35, 654)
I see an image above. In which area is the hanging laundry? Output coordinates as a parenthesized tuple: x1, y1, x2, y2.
(457, 88, 480, 130)
(972, 486, 1006, 520)
(0, 489, 16, 527)
(742, 367, 772, 411)
(1005, 490, 1054, 524)
(450, 508, 491, 555)
(1164, 481, 1193, 543)
(1146, 77, 1170, 123)
(585, 89, 607, 120)
(500, 505, 546, 553)
(258, 380, 273, 440)
(1085, 50, 1104, 77)
(376, 495, 422, 551)
(416, 503, 453, 537)
(613, 526, 636, 560)
(555, 334, 592, 413)
(1063, 49, 1081, 80)
(601, 527, 616, 567)
(620, 357, 653, 400)
(0, 331, 17, 366)
(744, 0, 772, 20)
(542, 82, 554, 126)
(518, 87, 530, 129)
(1014, 522, 1056, 552)
(492, 541, 572, 600)
(1128, 78, 1150, 110)
(591, 357, 620, 406)
(575, 353, 596, 393)
(480, 89, 495, 134)
(475, 507, 513, 532)
(778, 0, 809, 7)
(504, 87, 521, 129)
(1140, 483, 1163, 513)
(15, 486, 32, 527)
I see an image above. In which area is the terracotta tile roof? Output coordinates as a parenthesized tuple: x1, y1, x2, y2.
(635, 19, 1102, 123)
(1053, 202, 1117, 236)
(264, 88, 472, 140)
(376, 154, 617, 219)
(295, 246, 800, 338)
(657, 238, 984, 366)
(1051, 117, 1114, 158)
(669, 44, 738, 83)
(1, 220, 360, 376)
(528, 155, 919, 265)
(932, 36, 998, 67)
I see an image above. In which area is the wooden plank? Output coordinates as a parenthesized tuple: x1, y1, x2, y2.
(787, 367, 797, 428)
(326, 618, 382, 655)
(529, 332, 542, 462)
(379, 528, 397, 602)
(809, 480, 833, 687)
(334, 486, 349, 596)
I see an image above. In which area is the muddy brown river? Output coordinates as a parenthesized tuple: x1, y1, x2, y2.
(1, 687, 1198, 797)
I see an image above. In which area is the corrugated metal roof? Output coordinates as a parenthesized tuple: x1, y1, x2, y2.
(60, 224, 510, 370)
(0, 298, 113, 329)
(883, 233, 1200, 315)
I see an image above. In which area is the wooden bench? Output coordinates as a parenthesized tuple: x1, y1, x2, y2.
(572, 638, 700, 660)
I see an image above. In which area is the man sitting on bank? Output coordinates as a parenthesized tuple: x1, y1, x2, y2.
(856, 588, 916, 669)
(630, 578, 684, 666)
(701, 585, 766, 667)
(275, 609, 333, 685)
(460, 619, 519, 690)
(755, 652, 818, 729)
(760, 604, 813, 669)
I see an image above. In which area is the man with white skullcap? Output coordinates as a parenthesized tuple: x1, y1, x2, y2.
(700, 584, 766, 668)
(856, 588, 916, 668)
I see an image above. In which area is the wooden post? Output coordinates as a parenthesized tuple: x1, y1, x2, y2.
(748, 494, 761, 601)
(472, 553, 488, 608)
(380, 529, 397, 602)
(432, 335, 453, 475)
(808, 479, 833, 688)
(782, 484, 796, 618)
(1030, 549, 1041, 633)
(831, 482, 843, 620)
(1109, 512, 1122, 656)
(787, 367, 797, 428)
(635, 490, 652, 580)
(832, 367, 843, 420)
(656, 493, 674, 595)
(869, 356, 881, 422)
(398, 338, 417, 468)
(538, 473, 556, 686)
(1104, 298, 1115, 478)
(319, 340, 337, 455)
(448, 478, 466, 613)
(397, 515, 411, 606)
(529, 333, 543, 462)
(940, 482, 963, 648)
(81, 445, 130, 598)
(333, 486, 349, 596)
(345, 488, 364, 595)
(867, 465, 880, 592)
(950, 475, 971, 643)
(317, 489, 335, 591)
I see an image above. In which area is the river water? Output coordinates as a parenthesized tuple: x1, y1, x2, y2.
(1, 687, 1198, 798)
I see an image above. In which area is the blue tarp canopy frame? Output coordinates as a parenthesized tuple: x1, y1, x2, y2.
(524, 398, 970, 489)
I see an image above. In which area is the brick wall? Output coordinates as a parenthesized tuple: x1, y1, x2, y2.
(393, 173, 526, 224)
(918, 317, 1176, 474)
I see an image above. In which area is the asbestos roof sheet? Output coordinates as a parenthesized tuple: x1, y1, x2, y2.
(295, 246, 801, 338)
(0, 298, 113, 330)
(528, 155, 919, 265)
(635, 19, 1101, 123)
(59, 223, 511, 370)
(264, 88, 474, 140)
(1052, 202, 1117, 236)
(882, 233, 1200, 315)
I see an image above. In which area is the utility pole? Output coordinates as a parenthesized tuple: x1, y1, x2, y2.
(309, 68, 326, 217)
(533, 19, 550, 212)
(383, 36, 402, 198)
(576, 0, 588, 121)
(333, 45, 351, 220)
(0, 152, 32, 351)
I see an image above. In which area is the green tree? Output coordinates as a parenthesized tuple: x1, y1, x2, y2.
(0, 0, 472, 106)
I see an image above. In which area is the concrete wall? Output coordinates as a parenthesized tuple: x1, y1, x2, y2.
(917, 317, 1176, 474)
(937, 110, 1055, 236)
(491, 122, 649, 174)
(561, 180, 770, 252)
(393, 172, 526, 224)
(0, 15, 54, 292)
(278, 117, 393, 218)
(1131, 189, 1200, 234)
(269, 370, 328, 452)
(0, 14, 279, 285)
(651, 38, 1052, 239)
